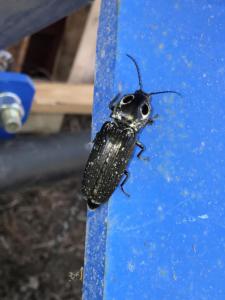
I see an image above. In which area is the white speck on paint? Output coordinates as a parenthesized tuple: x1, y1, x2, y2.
(127, 262, 135, 272)
(198, 214, 209, 220)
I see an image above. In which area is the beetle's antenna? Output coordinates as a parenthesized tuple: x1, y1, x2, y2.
(126, 54, 143, 90)
(149, 91, 182, 97)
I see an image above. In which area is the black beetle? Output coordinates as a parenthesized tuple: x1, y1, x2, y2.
(82, 54, 180, 209)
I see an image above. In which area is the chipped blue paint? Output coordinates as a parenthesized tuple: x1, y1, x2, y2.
(84, 1, 225, 299)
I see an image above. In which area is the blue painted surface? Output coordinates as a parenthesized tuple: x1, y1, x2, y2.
(83, 1, 118, 298)
(0, 72, 35, 138)
(84, 1, 225, 299)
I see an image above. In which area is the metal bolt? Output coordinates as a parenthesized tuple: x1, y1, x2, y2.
(0, 92, 24, 133)
(0, 50, 13, 71)
(1, 107, 22, 133)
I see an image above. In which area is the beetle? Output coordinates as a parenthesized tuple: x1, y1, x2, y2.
(82, 54, 180, 209)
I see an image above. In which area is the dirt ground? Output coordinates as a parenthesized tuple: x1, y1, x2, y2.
(0, 116, 91, 300)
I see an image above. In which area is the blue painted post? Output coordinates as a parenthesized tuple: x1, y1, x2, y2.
(83, 1, 225, 299)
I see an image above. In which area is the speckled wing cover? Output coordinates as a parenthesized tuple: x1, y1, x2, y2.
(82, 121, 136, 207)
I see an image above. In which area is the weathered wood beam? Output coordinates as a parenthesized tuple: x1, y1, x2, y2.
(0, 0, 90, 48)
(69, 0, 101, 84)
(32, 82, 93, 114)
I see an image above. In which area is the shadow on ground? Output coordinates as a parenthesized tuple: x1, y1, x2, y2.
(0, 115, 91, 300)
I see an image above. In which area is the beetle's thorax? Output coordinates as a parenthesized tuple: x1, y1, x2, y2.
(111, 90, 152, 132)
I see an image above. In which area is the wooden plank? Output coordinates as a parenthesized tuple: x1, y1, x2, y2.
(0, 0, 89, 48)
(21, 113, 64, 134)
(32, 82, 93, 114)
(7, 37, 30, 72)
(52, 6, 90, 81)
(69, 0, 101, 83)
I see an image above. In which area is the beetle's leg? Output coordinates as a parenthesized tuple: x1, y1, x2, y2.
(136, 141, 150, 161)
(87, 199, 99, 210)
(120, 170, 130, 197)
(147, 118, 154, 125)
(147, 114, 159, 125)
(109, 93, 121, 110)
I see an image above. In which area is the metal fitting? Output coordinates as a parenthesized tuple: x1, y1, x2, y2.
(0, 92, 25, 133)
(0, 50, 13, 71)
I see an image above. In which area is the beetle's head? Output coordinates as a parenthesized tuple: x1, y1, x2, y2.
(111, 90, 152, 131)
(110, 54, 181, 131)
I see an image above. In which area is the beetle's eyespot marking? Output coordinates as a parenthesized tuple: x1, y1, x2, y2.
(121, 94, 134, 105)
(141, 104, 149, 116)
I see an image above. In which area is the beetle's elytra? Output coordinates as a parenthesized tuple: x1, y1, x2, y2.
(82, 54, 180, 209)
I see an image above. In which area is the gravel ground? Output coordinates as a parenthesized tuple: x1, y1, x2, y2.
(0, 115, 91, 300)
